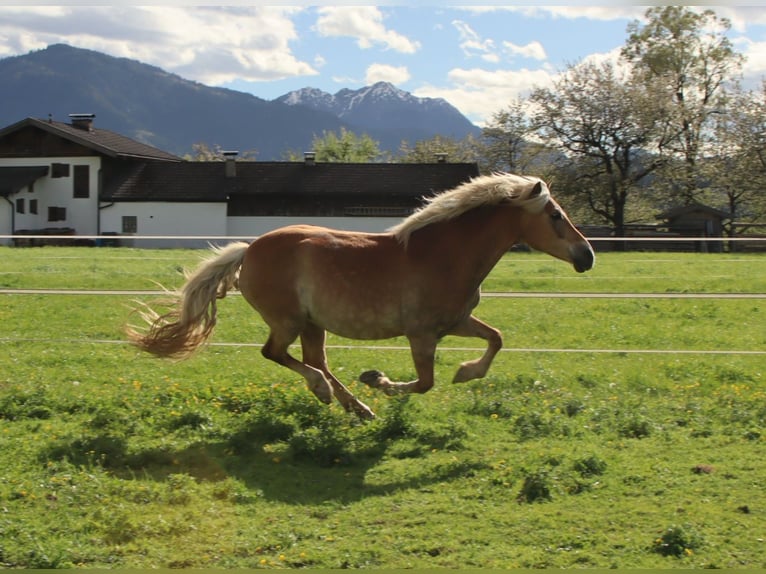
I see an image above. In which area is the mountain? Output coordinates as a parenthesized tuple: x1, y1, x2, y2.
(275, 82, 481, 149)
(0, 44, 481, 160)
(0, 44, 350, 160)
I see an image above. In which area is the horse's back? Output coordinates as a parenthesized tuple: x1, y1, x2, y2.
(237, 224, 407, 338)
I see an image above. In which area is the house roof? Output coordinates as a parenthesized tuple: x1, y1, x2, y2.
(0, 165, 49, 196)
(0, 117, 182, 162)
(103, 161, 481, 202)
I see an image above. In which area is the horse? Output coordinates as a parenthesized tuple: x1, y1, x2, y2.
(126, 172, 594, 420)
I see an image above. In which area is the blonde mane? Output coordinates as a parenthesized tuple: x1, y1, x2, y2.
(390, 172, 551, 245)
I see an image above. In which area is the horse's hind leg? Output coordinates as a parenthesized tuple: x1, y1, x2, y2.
(261, 327, 333, 404)
(300, 323, 376, 420)
(360, 334, 437, 395)
(449, 315, 503, 383)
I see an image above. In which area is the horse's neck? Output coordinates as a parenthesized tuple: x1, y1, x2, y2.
(409, 205, 522, 284)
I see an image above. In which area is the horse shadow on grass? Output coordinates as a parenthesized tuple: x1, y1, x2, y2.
(39, 397, 487, 504)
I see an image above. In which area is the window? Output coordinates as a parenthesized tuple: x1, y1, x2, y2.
(48, 206, 66, 222)
(30, 199, 38, 215)
(16, 198, 24, 214)
(73, 165, 90, 198)
(51, 163, 70, 178)
(122, 215, 137, 233)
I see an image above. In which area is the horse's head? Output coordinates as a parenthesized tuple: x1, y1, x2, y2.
(517, 180, 595, 273)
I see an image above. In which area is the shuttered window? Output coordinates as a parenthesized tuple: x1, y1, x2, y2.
(73, 165, 90, 198)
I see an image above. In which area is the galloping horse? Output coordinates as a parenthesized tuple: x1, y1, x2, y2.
(127, 173, 594, 420)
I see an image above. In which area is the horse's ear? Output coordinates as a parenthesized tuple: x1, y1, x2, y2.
(530, 181, 544, 197)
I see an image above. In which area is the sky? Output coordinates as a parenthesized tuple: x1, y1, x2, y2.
(1, 5, 766, 127)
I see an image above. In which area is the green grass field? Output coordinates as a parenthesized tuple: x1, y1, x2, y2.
(0, 247, 764, 568)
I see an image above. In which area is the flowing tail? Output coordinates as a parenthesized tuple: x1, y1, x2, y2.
(126, 242, 250, 359)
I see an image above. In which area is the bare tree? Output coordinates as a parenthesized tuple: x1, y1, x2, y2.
(705, 84, 766, 234)
(480, 98, 544, 175)
(530, 60, 665, 235)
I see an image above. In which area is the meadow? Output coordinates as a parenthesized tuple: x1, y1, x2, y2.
(0, 246, 764, 569)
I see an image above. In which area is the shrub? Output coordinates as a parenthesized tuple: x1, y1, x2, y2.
(618, 415, 653, 439)
(289, 424, 349, 467)
(42, 433, 128, 468)
(167, 410, 211, 431)
(517, 469, 553, 503)
(374, 396, 413, 440)
(573, 454, 607, 477)
(652, 523, 704, 557)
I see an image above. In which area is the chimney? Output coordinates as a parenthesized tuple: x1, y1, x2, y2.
(222, 151, 238, 178)
(69, 113, 95, 131)
(434, 152, 448, 163)
(304, 151, 316, 166)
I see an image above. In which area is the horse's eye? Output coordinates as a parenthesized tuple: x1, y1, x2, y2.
(551, 210, 563, 221)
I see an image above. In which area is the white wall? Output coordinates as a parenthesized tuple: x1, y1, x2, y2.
(0, 156, 101, 245)
(0, 199, 11, 245)
(100, 202, 228, 248)
(227, 216, 402, 239)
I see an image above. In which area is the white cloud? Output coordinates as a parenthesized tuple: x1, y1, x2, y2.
(415, 67, 557, 126)
(465, 6, 645, 22)
(503, 40, 546, 61)
(365, 63, 410, 86)
(0, 6, 318, 85)
(315, 7, 420, 54)
(736, 37, 766, 87)
(452, 20, 496, 60)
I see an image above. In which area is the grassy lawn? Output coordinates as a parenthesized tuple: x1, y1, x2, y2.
(0, 247, 764, 568)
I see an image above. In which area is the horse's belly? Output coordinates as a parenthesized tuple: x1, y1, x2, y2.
(308, 299, 403, 340)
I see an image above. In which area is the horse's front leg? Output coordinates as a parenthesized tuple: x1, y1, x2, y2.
(449, 315, 503, 383)
(300, 323, 376, 421)
(359, 334, 436, 395)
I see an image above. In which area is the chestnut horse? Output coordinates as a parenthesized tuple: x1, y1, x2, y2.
(127, 173, 594, 420)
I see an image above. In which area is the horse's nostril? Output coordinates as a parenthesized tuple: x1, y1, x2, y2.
(573, 245, 595, 272)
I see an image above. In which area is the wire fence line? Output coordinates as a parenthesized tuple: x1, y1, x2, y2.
(2, 337, 764, 356)
(1, 288, 765, 299)
(2, 288, 764, 354)
(2, 245, 763, 355)
(1, 234, 765, 242)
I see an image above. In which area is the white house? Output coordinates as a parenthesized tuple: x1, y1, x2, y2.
(1, 115, 479, 248)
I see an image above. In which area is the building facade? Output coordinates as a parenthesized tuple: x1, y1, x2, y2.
(0, 115, 480, 248)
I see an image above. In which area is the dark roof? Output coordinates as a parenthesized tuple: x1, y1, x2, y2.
(0, 165, 49, 196)
(104, 162, 229, 202)
(103, 161, 480, 202)
(0, 117, 182, 162)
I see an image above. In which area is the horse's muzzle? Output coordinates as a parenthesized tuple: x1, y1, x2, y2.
(572, 243, 595, 273)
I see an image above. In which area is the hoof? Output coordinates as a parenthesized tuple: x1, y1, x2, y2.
(452, 367, 473, 384)
(309, 380, 334, 404)
(452, 362, 483, 384)
(359, 370, 385, 388)
(351, 401, 376, 421)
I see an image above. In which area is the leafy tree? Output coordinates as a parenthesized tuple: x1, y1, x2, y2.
(622, 6, 743, 203)
(397, 134, 481, 164)
(184, 142, 257, 161)
(530, 60, 665, 235)
(284, 128, 385, 162)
